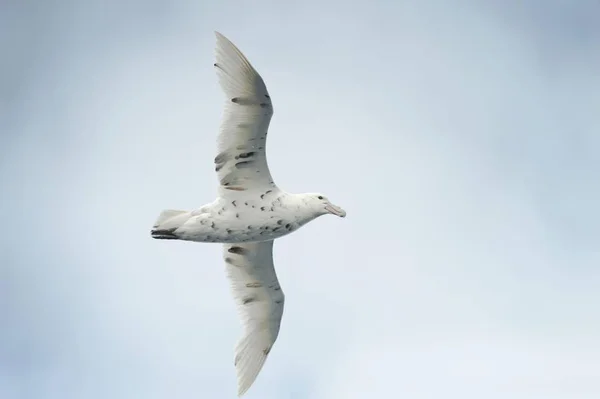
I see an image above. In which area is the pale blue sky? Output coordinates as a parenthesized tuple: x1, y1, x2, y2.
(1, 1, 599, 398)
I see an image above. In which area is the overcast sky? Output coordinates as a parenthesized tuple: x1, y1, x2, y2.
(2, 0, 599, 398)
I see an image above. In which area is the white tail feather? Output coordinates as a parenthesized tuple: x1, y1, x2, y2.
(153, 209, 189, 229)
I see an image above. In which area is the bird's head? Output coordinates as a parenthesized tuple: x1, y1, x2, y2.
(302, 193, 347, 218)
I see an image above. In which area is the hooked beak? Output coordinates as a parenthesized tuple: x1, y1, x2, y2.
(325, 204, 347, 218)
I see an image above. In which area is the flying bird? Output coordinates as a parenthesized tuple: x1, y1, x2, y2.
(151, 31, 346, 396)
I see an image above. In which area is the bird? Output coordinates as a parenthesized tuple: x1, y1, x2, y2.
(151, 31, 346, 397)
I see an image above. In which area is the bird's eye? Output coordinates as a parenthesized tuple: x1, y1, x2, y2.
(318, 196, 324, 200)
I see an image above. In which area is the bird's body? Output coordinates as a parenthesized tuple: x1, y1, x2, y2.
(151, 191, 325, 243)
(151, 31, 345, 396)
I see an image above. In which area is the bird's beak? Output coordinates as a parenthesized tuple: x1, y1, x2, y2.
(325, 204, 346, 218)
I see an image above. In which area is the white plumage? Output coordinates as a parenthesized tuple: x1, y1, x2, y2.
(213, 31, 275, 196)
(225, 241, 283, 396)
(151, 31, 346, 396)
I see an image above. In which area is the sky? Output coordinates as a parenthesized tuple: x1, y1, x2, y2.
(1, 0, 599, 398)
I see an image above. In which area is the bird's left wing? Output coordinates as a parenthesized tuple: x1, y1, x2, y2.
(223, 240, 285, 396)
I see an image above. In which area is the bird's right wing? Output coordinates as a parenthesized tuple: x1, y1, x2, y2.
(223, 240, 285, 396)
(213, 31, 277, 198)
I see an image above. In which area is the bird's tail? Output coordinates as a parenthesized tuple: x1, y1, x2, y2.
(151, 209, 190, 239)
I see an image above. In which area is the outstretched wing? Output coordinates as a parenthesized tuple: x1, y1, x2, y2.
(213, 32, 277, 197)
(223, 240, 285, 396)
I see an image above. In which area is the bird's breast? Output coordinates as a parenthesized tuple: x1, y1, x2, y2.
(182, 203, 301, 243)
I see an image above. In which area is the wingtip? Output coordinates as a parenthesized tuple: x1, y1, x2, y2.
(237, 382, 248, 397)
(214, 31, 233, 51)
(214, 31, 228, 42)
(236, 369, 251, 397)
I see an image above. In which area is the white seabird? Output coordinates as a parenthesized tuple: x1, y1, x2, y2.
(151, 31, 346, 396)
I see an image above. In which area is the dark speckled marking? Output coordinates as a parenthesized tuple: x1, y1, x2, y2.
(263, 347, 271, 355)
(260, 103, 268, 108)
(226, 228, 232, 234)
(277, 220, 284, 225)
(225, 256, 242, 267)
(265, 94, 270, 99)
(221, 172, 250, 187)
(214, 152, 228, 164)
(235, 160, 255, 169)
(214, 152, 229, 172)
(285, 223, 292, 229)
(228, 246, 248, 255)
(274, 299, 283, 304)
(238, 152, 255, 159)
(273, 286, 281, 291)
(231, 97, 257, 106)
(260, 207, 266, 211)
(242, 296, 257, 305)
(260, 191, 273, 199)
(235, 213, 240, 218)
(231, 200, 237, 207)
